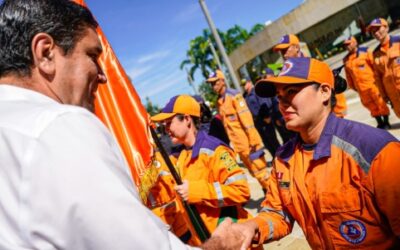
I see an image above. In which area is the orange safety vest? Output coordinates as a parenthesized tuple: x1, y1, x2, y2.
(253, 114, 400, 248)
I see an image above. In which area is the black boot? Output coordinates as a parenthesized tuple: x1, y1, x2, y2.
(375, 116, 384, 129)
(382, 115, 391, 130)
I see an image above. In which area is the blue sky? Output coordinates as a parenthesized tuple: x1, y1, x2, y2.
(85, 0, 304, 107)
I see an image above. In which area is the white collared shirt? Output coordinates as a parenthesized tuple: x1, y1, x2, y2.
(0, 85, 194, 250)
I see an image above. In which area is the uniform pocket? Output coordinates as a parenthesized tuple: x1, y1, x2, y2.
(319, 187, 361, 213)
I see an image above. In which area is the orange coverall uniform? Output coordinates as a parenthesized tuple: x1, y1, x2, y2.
(253, 114, 400, 249)
(146, 152, 201, 246)
(372, 35, 400, 117)
(333, 93, 347, 118)
(176, 130, 252, 233)
(217, 88, 269, 188)
(344, 46, 390, 117)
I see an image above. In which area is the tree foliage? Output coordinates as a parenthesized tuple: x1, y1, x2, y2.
(144, 96, 161, 116)
(180, 23, 265, 106)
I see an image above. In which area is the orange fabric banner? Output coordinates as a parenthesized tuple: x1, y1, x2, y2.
(74, 0, 156, 202)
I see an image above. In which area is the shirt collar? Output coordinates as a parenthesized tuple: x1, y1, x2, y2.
(0, 84, 59, 104)
(276, 113, 337, 163)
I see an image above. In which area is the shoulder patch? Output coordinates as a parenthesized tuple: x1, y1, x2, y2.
(220, 151, 240, 171)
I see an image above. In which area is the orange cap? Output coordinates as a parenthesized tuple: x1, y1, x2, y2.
(255, 57, 334, 97)
(366, 18, 388, 32)
(151, 95, 200, 122)
(206, 69, 225, 83)
(343, 36, 357, 45)
(273, 34, 300, 51)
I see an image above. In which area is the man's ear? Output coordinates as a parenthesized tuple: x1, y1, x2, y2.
(31, 33, 56, 75)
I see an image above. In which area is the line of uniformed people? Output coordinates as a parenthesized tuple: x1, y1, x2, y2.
(147, 16, 400, 249)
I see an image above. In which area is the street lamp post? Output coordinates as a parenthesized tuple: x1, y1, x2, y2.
(198, 0, 242, 92)
(208, 38, 223, 71)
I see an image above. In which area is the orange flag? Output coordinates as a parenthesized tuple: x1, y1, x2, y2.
(74, 0, 157, 202)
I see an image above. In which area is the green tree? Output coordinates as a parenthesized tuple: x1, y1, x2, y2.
(144, 97, 160, 116)
(180, 29, 217, 81)
(181, 23, 265, 104)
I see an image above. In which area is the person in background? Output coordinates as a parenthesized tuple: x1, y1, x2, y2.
(368, 17, 400, 118)
(274, 34, 348, 118)
(241, 76, 280, 157)
(262, 68, 296, 143)
(151, 95, 255, 237)
(192, 95, 230, 145)
(206, 70, 270, 190)
(343, 36, 391, 129)
(231, 57, 400, 249)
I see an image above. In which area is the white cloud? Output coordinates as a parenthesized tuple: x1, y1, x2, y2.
(127, 65, 154, 80)
(137, 50, 171, 64)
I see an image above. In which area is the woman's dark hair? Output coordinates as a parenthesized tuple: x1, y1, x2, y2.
(312, 83, 336, 110)
(0, 0, 98, 77)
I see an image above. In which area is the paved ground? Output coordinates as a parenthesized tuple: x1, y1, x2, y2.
(243, 31, 400, 248)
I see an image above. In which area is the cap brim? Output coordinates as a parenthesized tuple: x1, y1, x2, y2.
(151, 112, 175, 122)
(255, 76, 313, 97)
(366, 24, 383, 31)
(206, 77, 218, 83)
(273, 43, 291, 51)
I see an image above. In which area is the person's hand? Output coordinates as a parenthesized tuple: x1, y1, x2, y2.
(201, 218, 245, 250)
(231, 220, 259, 250)
(174, 180, 189, 201)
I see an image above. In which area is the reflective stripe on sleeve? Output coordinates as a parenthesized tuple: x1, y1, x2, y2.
(224, 174, 247, 185)
(245, 125, 255, 129)
(199, 148, 214, 156)
(267, 220, 274, 240)
(158, 170, 170, 177)
(238, 109, 250, 114)
(332, 135, 370, 173)
(213, 182, 224, 207)
(260, 206, 293, 224)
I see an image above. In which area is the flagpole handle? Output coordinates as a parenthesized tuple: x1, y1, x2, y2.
(150, 126, 210, 242)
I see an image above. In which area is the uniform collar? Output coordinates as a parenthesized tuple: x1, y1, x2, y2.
(191, 130, 208, 159)
(277, 113, 337, 163)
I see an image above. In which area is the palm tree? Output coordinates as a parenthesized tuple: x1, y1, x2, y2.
(180, 29, 217, 81)
(180, 23, 265, 102)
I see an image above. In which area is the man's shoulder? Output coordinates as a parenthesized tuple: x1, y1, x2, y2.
(0, 100, 100, 138)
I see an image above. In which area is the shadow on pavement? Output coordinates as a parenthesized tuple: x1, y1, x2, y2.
(389, 122, 400, 130)
(245, 196, 264, 211)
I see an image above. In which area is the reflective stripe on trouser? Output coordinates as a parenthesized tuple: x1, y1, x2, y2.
(238, 151, 269, 189)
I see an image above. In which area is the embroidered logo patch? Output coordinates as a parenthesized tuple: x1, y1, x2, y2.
(339, 220, 366, 244)
(279, 61, 293, 76)
(396, 57, 400, 65)
(220, 152, 239, 171)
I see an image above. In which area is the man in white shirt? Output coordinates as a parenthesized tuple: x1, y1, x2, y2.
(0, 0, 242, 249)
